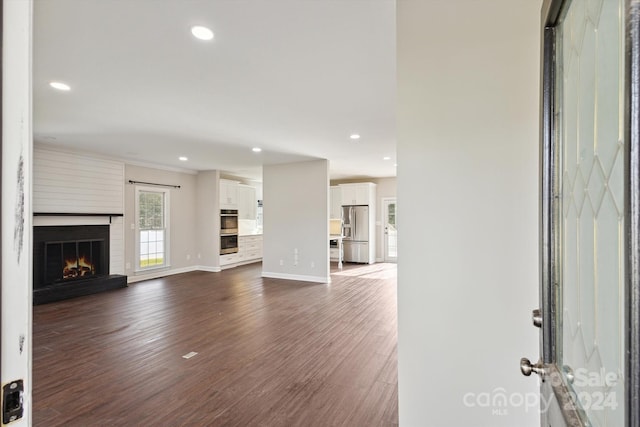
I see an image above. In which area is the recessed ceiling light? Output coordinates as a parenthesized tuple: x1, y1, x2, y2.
(50, 81, 71, 91)
(383, 156, 391, 161)
(191, 26, 214, 41)
(179, 156, 188, 161)
(350, 134, 361, 140)
(252, 147, 262, 153)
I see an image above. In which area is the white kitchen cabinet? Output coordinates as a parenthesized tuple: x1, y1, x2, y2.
(339, 182, 376, 206)
(237, 184, 257, 220)
(340, 184, 357, 206)
(221, 235, 263, 269)
(330, 186, 342, 219)
(238, 235, 263, 262)
(220, 253, 240, 266)
(220, 179, 239, 209)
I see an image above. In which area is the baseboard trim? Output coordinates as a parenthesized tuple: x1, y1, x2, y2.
(124, 264, 338, 285)
(128, 266, 202, 283)
(197, 266, 222, 273)
(261, 271, 330, 284)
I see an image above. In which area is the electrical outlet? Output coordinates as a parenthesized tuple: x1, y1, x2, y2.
(311, 261, 315, 268)
(198, 253, 201, 259)
(130, 223, 135, 230)
(279, 259, 284, 266)
(125, 262, 131, 270)
(186, 254, 191, 260)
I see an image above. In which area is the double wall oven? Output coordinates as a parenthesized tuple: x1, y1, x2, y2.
(220, 209, 238, 254)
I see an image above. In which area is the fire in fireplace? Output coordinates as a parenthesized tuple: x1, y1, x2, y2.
(45, 239, 103, 282)
(64, 256, 94, 279)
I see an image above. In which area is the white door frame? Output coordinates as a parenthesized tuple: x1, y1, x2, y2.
(2, 1, 34, 425)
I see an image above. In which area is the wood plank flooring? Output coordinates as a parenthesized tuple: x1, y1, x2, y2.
(33, 262, 398, 426)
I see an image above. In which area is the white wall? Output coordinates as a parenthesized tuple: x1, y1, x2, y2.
(397, 1, 541, 426)
(33, 147, 124, 214)
(262, 160, 329, 283)
(124, 164, 199, 282)
(195, 170, 221, 271)
(2, 0, 33, 424)
(33, 146, 125, 274)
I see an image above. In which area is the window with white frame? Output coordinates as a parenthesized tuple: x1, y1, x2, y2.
(135, 187, 169, 270)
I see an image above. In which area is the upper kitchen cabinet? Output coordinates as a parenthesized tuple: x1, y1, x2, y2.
(220, 179, 239, 209)
(237, 184, 257, 220)
(340, 183, 376, 206)
(330, 186, 342, 219)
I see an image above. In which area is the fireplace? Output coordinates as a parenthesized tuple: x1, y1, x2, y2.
(33, 225, 127, 304)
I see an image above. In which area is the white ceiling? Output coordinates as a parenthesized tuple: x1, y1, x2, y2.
(33, 0, 396, 181)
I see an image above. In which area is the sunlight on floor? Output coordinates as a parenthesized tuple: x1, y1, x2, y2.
(332, 263, 397, 280)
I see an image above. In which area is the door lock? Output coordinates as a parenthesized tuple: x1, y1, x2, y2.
(532, 309, 542, 328)
(520, 358, 546, 377)
(2, 380, 24, 424)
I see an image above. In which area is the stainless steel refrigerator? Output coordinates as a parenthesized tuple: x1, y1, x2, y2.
(342, 205, 370, 263)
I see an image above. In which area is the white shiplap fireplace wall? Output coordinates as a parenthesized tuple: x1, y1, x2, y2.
(33, 147, 125, 275)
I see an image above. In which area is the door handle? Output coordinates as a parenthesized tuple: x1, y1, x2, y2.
(532, 309, 542, 328)
(520, 358, 546, 377)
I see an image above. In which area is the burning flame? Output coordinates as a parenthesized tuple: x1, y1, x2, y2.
(63, 256, 95, 279)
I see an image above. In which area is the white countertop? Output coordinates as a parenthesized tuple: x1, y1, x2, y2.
(239, 231, 263, 237)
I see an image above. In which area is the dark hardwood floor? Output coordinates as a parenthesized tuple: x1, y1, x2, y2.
(33, 262, 398, 426)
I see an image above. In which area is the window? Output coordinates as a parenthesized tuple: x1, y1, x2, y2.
(135, 187, 169, 270)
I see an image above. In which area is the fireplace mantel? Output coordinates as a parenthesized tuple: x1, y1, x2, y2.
(34, 212, 124, 223)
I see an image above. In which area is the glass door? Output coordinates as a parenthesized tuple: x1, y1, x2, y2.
(523, 0, 640, 425)
(383, 198, 397, 263)
(554, 0, 625, 424)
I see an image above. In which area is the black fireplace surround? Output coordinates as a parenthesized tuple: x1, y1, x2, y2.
(33, 225, 127, 304)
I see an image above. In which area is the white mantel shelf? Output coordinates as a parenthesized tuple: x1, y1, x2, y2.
(34, 212, 124, 223)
